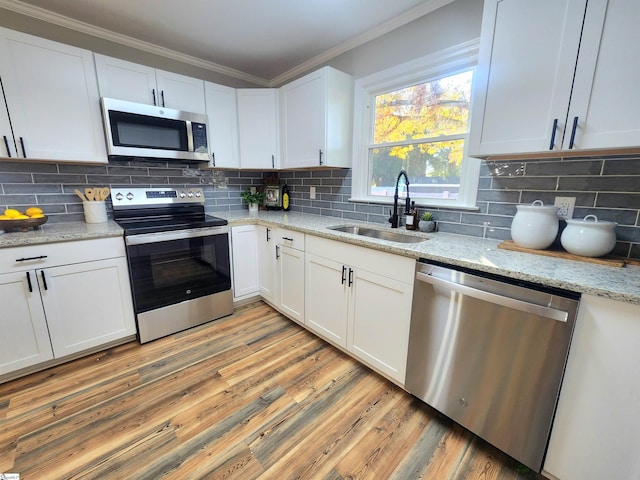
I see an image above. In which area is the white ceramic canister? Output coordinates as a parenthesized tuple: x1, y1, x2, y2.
(560, 214, 617, 257)
(510, 200, 559, 250)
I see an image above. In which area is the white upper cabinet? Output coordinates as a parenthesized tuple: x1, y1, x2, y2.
(237, 88, 279, 169)
(469, 0, 640, 159)
(279, 66, 353, 169)
(204, 81, 240, 168)
(94, 54, 206, 114)
(0, 28, 107, 163)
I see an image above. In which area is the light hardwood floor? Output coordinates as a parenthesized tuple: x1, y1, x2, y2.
(1, 301, 547, 479)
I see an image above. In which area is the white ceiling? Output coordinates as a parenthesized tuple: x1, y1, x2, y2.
(0, 0, 454, 86)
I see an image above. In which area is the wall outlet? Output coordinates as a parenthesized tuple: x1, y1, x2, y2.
(309, 186, 316, 199)
(554, 196, 576, 219)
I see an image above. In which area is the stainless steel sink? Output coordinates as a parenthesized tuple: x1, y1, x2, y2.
(328, 225, 426, 243)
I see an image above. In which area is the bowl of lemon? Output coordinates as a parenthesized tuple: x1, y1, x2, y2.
(0, 207, 48, 232)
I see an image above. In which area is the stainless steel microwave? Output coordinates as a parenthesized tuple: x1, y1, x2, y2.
(100, 97, 209, 161)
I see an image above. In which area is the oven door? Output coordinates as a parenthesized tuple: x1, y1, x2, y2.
(125, 226, 230, 313)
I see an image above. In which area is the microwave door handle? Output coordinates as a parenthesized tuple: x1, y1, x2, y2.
(186, 120, 194, 154)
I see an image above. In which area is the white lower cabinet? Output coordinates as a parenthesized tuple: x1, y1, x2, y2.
(257, 225, 277, 303)
(543, 294, 640, 480)
(276, 229, 305, 323)
(0, 237, 136, 378)
(304, 235, 414, 384)
(230, 225, 260, 300)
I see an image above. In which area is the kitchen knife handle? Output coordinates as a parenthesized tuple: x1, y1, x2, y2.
(152, 88, 157, 106)
(40, 270, 48, 291)
(3, 135, 11, 157)
(20, 137, 26, 157)
(26, 272, 33, 293)
(568, 116, 579, 149)
(549, 118, 558, 150)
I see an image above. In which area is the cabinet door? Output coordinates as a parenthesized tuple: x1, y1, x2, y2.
(39, 258, 136, 358)
(237, 88, 278, 169)
(543, 295, 640, 480)
(280, 69, 326, 169)
(155, 69, 206, 114)
(0, 103, 16, 158)
(231, 225, 259, 299)
(0, 271, 54, 375)
(94, 53, 157, 105)
(280, 66, 353, 169)
(305, 253, 348, 347)
(278, 245, 304, 323)
(257, 225, 277, 302)
(468, 0, 586, 157)
(348, 268, 412, 383)
(205, 81, 240, 168)
(567, 0, 640, 150)
(0, 28, 107, 163)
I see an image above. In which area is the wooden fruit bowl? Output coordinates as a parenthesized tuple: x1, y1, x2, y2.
(0, 215, 48, 232)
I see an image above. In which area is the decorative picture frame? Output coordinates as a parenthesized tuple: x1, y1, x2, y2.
(265, 185, 281, 208)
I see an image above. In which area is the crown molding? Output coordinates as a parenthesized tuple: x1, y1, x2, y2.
(0, 0, 271, 86)
(269, 0, 456, 86)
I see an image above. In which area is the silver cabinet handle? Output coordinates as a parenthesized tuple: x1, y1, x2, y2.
(416, 271, 568, 322)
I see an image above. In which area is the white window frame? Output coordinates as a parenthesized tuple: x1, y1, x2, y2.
(351, 39, 481, 210)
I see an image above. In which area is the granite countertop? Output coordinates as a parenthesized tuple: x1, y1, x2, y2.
(216, 211, 640, 306)
(0, 220, 124, 247)
(2, 212, 639, 305)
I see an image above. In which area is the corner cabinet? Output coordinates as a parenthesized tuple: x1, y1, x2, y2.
(305, 235, 414, 384)
(275, 229, 305, 323)
(94, 54, 206, 114)
(0, 237, 136, 378)
(543, 295, 640, 480)
(230, 225, 260, 300)
(469, 0, 640, 158)
(236, 88, 279, 169)
(204, 81, 240, 168)
(279, 67, 353, 169)
(0, 27, 106, 163)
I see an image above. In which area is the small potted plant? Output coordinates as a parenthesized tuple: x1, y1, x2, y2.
(418, 211, 436, 232)
(241, 188, 266, 214)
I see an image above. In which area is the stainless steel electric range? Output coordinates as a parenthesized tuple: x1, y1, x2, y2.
(112, 187, 233, 343)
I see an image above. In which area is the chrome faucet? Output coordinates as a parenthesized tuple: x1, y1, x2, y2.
(388, 170, 410, 228)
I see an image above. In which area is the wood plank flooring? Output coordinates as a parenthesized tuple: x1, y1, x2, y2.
(1, 301, 547, 479)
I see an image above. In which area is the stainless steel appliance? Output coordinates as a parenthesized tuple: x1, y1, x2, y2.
(405, 260, 579, 472)
(112, 187, 232, 343)
(101, 97, 209, 161)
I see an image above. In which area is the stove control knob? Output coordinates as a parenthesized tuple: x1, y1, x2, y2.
(195, 191, 202, 197)
(126, 192, 134, 200)
(179, 191, 186, 198)
(187, 191, 194, 198)
(115, 192, 124, 201)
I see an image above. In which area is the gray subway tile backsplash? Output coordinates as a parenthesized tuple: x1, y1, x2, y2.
(1, 155, 639, 259)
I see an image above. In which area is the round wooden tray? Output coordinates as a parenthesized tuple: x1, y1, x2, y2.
(0, 215, 48, 232)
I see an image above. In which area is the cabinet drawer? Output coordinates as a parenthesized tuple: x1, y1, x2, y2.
(306, 235, 414, 284)
(0, 237, 126, 273)
(277, 228, 305, 251)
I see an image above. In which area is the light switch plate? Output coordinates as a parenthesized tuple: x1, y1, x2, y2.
(309, 186, 316, 199)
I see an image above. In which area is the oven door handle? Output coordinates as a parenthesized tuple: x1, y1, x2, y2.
(125, 226, 229, 245)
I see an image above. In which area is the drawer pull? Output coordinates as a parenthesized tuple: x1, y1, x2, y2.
(16, 255, 48, 262)
(282, 237, 294, 242)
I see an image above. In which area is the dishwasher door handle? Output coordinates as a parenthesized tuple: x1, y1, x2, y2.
(416, 271, 568, 322)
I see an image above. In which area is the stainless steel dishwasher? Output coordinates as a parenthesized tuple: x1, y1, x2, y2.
(405, 260, 579, 472)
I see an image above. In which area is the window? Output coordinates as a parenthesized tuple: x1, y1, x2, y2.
(352, 41, 481, 209)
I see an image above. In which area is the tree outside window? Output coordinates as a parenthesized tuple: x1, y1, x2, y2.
(369, 70, 473, 200)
